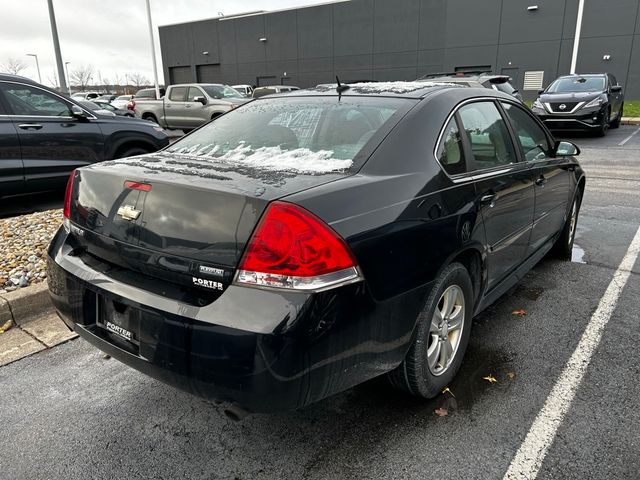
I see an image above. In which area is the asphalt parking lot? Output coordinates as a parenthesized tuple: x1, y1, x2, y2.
(1, 125, 639, 480)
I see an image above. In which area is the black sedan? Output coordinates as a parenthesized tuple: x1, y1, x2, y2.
(0, 74, 169, 198)
(48, 82, 585, 414)
(531, 73, 624, 136)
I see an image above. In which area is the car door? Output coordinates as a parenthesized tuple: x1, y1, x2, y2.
(185, 86, 209, 128)
(163, 86, 187, 129)
(501, 101, 571, 254)
(0, 94, 24, 196)
(457, 100, 535, 289)
(0, 81, 103, 194)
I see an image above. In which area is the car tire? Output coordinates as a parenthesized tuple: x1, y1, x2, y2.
(388, 262, 473, 398)
(552, 189, 582, 260)
(115, 146, 150, 159)
(596, 109, 610, 137)
(610, 103, 623, 129)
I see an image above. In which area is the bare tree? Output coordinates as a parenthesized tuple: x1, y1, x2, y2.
(46, 70, 58, 89)
(70, 64, 95, 90)
(1, 57, 27, 75)
(128, 72, 150, 89)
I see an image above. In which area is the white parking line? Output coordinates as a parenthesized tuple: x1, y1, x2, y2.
(503, 224, 640, 480)
(618, 126, 640, 146)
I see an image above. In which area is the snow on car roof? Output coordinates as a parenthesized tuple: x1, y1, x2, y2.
(307, 81, 460, 97)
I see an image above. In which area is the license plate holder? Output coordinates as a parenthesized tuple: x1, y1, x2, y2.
(97, 297, 140, 346)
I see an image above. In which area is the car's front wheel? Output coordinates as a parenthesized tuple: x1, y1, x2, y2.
(388, 262, 473, 398)
(610, 103, 623, 129)
(596, 109, 610, 137)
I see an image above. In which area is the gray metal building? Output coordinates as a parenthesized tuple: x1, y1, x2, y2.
(158, 0, 640, 100)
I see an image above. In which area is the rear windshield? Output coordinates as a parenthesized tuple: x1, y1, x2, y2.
(547, 77, 605, 93)
(164, 96, 411, 173)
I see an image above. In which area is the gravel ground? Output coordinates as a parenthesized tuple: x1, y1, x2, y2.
(0, 209, 62, 293)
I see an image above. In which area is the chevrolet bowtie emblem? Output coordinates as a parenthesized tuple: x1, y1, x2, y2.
(117, 205, 141, 221)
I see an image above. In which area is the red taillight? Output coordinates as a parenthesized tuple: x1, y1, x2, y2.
(63, 169, 76, 219)
(124, 181, 152, 192)
(236, 202, 361, 291)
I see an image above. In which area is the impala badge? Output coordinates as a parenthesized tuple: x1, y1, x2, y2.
(117, 205, 141, 221)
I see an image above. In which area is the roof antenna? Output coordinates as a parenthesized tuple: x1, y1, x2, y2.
(336, 75, 350, 94)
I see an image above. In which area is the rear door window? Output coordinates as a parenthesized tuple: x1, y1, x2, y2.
(457, 101, 517, 171)
(168, 87, 187, 101)
(0, 83, 72, 117)
(436, 117, 467, 176)
(501, 102, 551, 162)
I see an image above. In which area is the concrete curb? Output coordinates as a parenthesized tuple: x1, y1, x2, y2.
(0, 283, 53, 328)
(621, 117, 640, 125)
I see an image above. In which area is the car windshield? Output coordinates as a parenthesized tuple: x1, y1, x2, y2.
(547, 77, 605, 93)
(164, 96, 410, 173)
(202, 85, 244, 99)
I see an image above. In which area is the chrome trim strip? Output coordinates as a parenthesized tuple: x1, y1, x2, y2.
(543, 101, 585, 115)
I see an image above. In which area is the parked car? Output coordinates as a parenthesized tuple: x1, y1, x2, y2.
(70, 91, 101, 101)
(531, 73, 624, 136)
(133, 83, 248, 130)
(252, 85, 299, 98)
(111, 94, 134, 109)
(0, 74, 169, 198)
(232, 84, 254, 97)
(48, 82, 584, 413)
(91, 99, 135, 117)
(77, 100, 116, 116)
(418, 71, 523, 101)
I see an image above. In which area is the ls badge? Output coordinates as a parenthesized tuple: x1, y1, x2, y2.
(117, 205, 141, 221)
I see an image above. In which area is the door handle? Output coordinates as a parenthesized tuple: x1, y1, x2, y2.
(18, 123, 43, 130)
(535, 175, 548, 187)
(479, 193, 496, 207)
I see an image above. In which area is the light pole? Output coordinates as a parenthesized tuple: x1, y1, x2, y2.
(570, 0, 585, 74)
(47, 0, 67, 92)
(145, 0, 161, 99)
(26, 54, 42, 83)
(64, 61, 71, 95)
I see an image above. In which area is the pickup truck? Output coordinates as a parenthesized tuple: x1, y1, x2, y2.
(133, 83, 248, 130)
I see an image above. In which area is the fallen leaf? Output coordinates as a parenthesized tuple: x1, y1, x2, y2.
(512, 309, 527, 317)
(483, 374, 498, 384)
(442, 387, 455, 398)
(506, 372, 515, 380)
(0, 319, 13, 333)
(434, 407, 448, 417)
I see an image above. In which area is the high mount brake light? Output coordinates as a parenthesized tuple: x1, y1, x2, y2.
(124, 181, 152, 192)
(235, 202, 362, 291)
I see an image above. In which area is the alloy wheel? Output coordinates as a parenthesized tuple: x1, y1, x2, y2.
(427, 285, 465, 376)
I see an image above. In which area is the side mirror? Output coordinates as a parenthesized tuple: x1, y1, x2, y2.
(71, 105, 89, 119)
(193, 96, 207, 105)
(611, 85, 622, 93)
(537, 89, 545, 94)
(554, 140, 580, 157)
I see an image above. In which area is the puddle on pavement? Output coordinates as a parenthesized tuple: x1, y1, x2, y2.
(515, 285, 544, 301)
(335, 345, 515, 417)
(571, 243, 587, 264)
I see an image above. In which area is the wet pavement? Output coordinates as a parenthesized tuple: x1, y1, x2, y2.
(0, 126, 639, 479)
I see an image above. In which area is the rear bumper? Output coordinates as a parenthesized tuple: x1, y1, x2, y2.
(47, 228, 427, 412)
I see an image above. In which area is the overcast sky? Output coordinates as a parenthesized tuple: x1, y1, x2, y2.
(0, 0, 325, 88)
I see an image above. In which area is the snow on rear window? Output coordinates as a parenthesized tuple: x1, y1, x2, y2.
(165, 96, 409, 173)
